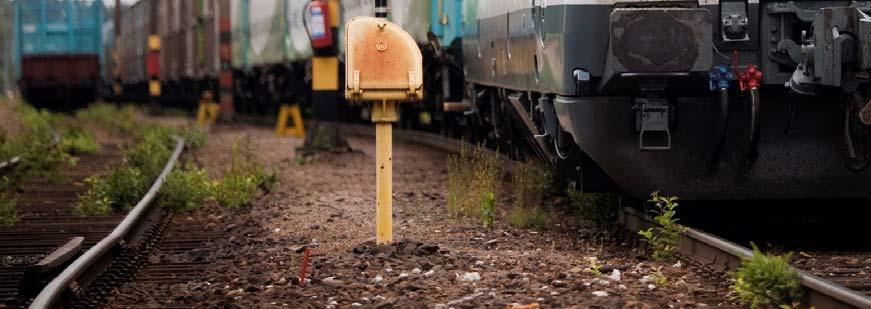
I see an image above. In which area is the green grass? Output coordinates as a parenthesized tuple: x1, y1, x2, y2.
(507, 203, 553, 230)
(215, 135, 278, 208)
(60, 129, 100, 155)
(506, 159, 554, 230)
(446, 143, 502, 219)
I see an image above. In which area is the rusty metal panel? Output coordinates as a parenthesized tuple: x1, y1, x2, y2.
(609, 8, 712, 73)
(345, 17, 423, 101)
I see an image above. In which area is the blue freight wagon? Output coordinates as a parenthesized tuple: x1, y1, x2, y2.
(13, 0, 104, 108)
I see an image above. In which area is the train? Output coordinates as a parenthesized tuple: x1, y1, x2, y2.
(11, 0, 105, 109)
(15, 0, 871, 200)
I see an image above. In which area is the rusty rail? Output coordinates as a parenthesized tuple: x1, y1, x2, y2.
(619, 207, 871, 309)
(28, 137, 185, 309)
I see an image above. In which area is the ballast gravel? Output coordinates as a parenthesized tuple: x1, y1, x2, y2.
(109, 125, 739, 308)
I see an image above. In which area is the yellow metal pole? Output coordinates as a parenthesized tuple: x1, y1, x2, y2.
(372, 100, 397, 244)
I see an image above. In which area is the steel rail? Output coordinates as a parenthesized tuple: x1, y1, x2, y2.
(28, 137, 185, 309)
(619, 207, 871, 309)
(341, 123, 870, 308)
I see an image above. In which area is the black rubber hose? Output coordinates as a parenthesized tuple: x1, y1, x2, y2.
(746, 87, 761, 166)
(708, 88, 729, 171)
(843, 94, 869, 172)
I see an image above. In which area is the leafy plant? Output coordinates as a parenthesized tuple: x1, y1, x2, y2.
(60, 129, 100, 155)
(567, 188, 618, 228)
(215, 136, 277, 208)
(75, 103, 138, 134)
(480, 191, 495, 228)
(0, 191, 17, 226)
(651, 266, 668, 287)
(180, 127, 207, 149)
(732, 244, 804, 309)
(160, 163, 215, 211)
(446, 143, 502, 218)
(638, 192, 686, 260)
(585, 256, 603, 276)
(125, 127, 173, 178)
(74, 175, 115, 215)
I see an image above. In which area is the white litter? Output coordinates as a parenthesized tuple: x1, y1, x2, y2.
(608, 269, 622, 282)
(592, 291, 609, 297)
(372, 275, 383, 283)
(461, 272, 481, 282)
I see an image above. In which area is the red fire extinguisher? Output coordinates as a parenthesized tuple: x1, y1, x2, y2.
(307, 0, 333, 48)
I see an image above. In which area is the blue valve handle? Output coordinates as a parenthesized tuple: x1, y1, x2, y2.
(708, 65, 734, 91)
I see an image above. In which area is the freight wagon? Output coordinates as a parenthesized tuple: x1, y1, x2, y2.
(13, 0, 104, 109)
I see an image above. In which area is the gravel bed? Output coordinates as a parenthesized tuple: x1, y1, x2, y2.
(109, 125, 738, 308)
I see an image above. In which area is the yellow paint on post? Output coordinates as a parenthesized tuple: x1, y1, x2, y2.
(148, 80, 161, 96)
(148, 35, 161, 51)
(328, 0, 340, 28)
(275, 104, 306, 138)
(312, 57, 339, 91)
(372, 101, 398, 244)
(198, 102, 221, 127)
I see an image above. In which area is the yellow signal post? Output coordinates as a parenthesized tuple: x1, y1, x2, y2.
(197, 91, 221, 128)
(275, 104, 306, 138)
(345, 16, 424, 244)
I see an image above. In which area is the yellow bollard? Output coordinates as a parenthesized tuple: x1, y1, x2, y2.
(372, 101, 398, 244)
(275, 104, 306, 138)
(344, 16, 423, 244)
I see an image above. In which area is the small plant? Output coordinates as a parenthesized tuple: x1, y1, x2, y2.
(731, 244, 804, 309)
(446, 143, 502, 218)
(160, 163, 215, 211)
(651, 266, 669, 287)
(215, 136, 277, 208)
(74, 175, 114, 215)
(567, 187, 618, 228)
(125, 127, 173, 178)
(180, 127, 207, 148)
(480, 191, 495, 228)
(512, 159, 552, 210)
(638, 192, 686, 260)
(60, 129, 100, 155)
(584, 256, 604, 276)
(0, 191, 17, 226)
(507, 204, 553, 230)
(75, 103, 138, 134)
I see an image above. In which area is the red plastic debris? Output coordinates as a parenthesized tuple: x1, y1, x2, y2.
(298, 246, 312, 288)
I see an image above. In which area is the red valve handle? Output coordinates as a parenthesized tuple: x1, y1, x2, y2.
(739, 64, 763, 91)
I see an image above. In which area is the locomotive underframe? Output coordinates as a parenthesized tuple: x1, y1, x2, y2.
(464, 1, 871, 199)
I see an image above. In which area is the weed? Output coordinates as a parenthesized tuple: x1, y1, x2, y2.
(180, 127, 207, 148)
(4, 105, 74, 181)
(567, 187, 618, 228)
(651, 266, 669, 287)
(160, 163, 215, 211)
(215, 136, 277, 208)
(446, 143, 501, 219)
(585, 256, 604, 276)
(480, 192, 495, 228)
(512, 159, 552, 210)
(507, 204, 553, 230)
(60, 129, 100, 155)
(125, 127, 173, 178)
(75, 103, 138, 134)
(0, 191, 17, 226)
(74, 175, 115, 215)
(731, 244, 804, 309)
(638, 192, 686, 260)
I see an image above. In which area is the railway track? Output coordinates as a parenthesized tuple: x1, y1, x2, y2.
(338, 123, 871, 309)
(0, 146, 124, 307)
(0, 136, 188, 308)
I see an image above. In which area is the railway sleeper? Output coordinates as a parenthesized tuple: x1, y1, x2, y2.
(19, 237, 84, 298)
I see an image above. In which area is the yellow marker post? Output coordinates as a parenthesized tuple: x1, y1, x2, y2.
(345, 17, 423, 244)
(275, 104, 306, 138)
(197, 91, 221, 128)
